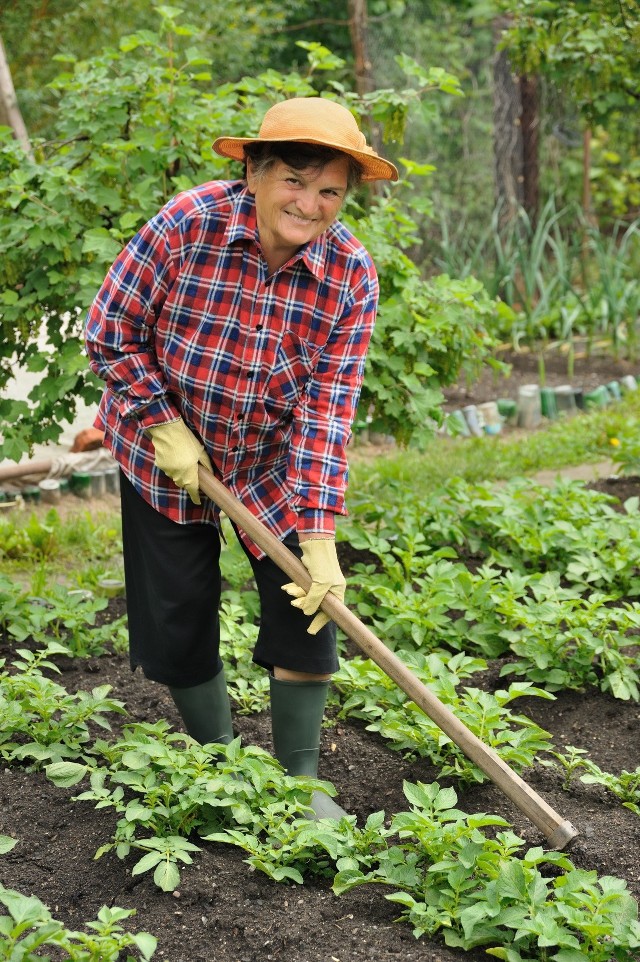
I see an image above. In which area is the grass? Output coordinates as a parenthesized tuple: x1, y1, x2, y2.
(348, 389, 640, 499)
(0, 505, 123, 585)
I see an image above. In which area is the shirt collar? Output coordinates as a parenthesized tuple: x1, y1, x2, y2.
(222, 185, 328, 282)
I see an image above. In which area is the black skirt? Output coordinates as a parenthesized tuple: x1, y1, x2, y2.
(119, 471, 338, 686)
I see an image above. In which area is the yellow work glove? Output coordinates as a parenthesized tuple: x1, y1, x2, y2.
(147, 417, 212, 505)
(282, 539, 346, 635)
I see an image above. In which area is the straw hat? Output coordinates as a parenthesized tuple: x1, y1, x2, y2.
(212, 97, 398, 182)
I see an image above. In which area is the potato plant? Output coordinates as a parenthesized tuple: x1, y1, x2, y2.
(2, 471, 640, 956)
(0, 878, 156, 962)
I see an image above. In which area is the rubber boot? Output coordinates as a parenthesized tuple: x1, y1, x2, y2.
(270, 676, 348, 821)
(169, 668, 234, 745)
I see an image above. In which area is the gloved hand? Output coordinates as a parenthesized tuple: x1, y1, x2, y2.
(147, 417, 212, 505)
(282, 539, 346, 635)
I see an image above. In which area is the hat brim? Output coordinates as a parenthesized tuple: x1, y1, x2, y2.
(212, 135, 398, 182)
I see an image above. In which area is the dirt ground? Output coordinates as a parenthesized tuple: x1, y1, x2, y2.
(2, 348, 640, 961)
(441, 343, 640, 411)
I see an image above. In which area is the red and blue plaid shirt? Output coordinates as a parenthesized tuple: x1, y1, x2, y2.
(85, 180, 378, 556)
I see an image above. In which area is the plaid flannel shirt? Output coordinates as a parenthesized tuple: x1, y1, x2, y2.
(85, 180, 378, 557)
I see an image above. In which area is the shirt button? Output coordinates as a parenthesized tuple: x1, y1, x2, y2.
(255, 324, 263, 331)
(232, 445, 239, 452)
(247, 371, 255, 379)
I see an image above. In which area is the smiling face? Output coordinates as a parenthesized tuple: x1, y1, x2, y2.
(246, 155, 350, 273)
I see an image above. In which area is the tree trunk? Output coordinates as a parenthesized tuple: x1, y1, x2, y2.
(348, 0, 384, 187)
(520, 73, 539, 227)
(348, 0, 374, 97)
(0, 33, 33, 158)
(492, 16, 523, 226)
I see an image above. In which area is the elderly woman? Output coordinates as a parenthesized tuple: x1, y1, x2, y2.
(85, 97, 397, 818)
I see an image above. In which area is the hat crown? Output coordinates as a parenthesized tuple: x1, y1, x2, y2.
(259, 98, 369, 153)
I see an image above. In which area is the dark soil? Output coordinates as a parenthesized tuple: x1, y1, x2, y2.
(2, 349, 640, 961)
(4, 624, 640, 962)
(442, 345, 640, 412)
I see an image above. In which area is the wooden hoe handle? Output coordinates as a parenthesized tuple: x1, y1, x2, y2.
(198, 465, 578, 850)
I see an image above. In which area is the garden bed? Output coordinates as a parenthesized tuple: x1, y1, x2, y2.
(442, 345, 640, 412)
(1, 475, 640, 962)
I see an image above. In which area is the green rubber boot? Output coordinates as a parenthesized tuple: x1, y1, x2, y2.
(269, 676, 348, 821)
(169, 668, 234, 745)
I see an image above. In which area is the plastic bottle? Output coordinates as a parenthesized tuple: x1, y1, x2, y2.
(553, 385, 577, 416)
(70, 472, 92, 499)
(478, 401, 502, 435)
(517, 384, 542, 428)
(38, 479, 62, 504)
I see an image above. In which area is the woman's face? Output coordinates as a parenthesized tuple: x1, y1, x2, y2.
(247, 156, 349, 271)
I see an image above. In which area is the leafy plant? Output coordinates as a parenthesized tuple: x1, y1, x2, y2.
(333, 652, 554, 783)
(538, 745, 592, 791)
(0, 507, 122, 571)
(0, 641, 126, 766)
(0, 884, 156, 961)
(579, 760, 640, 816)
(46, 724, 335, 892)
(541, 746, 640, 815)
(498, 590, 640, 699)
(334, 781, 640, 959)
(218, 600, 269, 713)
(3, 586, 114, 658)
(608, 417, 640, 476)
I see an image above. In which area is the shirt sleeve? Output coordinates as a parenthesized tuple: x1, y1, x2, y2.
(84, 206, 183, 429)
(287, 260, 378, 538)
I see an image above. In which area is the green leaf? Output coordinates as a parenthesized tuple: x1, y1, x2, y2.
(81, 228, 123, 262)
(0, 836, 17, 854)
(121, 750, 152, 769)
(45, 761, 89, 787)
(132, 851, 163, 875)
(154, 860, 180, 891)
(132, 932, 159, 960)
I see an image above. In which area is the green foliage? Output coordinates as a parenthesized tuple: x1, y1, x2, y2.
(580, 763, 640, 817)
(503, 0, 640, 125)
(0, 0, 294, 141)
(0, 884, 157, 961)
(0, 641, 126, 767)
(0, 6, 502, 458)
(542, 747, 640, 816)
(0, 581, 125, 659)
(334, 781, 640, 958)
(539, 745, 592, 792)
(436, 197, 640, 361)
(583, 126, 640, 219)
(349, 389, 640, 493)
(46, 724, 342, 891)
(218, 600, 269, 714)
(341, 475, 640, 699)
(1, 577, 638, 950)
(333, 652, 553, 783)
(356, 267, 511, 442)
(0, 506, 121, 573)
(38, 716, 640, 960)
(609, 417, 640, 476)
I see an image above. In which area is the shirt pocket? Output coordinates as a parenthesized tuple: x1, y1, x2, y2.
(262, 331, 317, 420)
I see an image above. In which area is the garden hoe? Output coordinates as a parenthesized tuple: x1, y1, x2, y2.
(197, 465, 579, 851)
